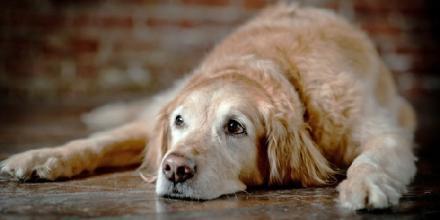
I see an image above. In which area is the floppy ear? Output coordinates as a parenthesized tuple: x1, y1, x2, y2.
(138, 111, 170, 183)
(266, 113, 335, 187)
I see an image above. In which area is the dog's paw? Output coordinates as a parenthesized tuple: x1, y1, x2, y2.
(337, 164, 404, 210)
(0, 148, 68, 181)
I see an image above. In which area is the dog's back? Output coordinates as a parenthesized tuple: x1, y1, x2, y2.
(192, 4, 415, 166)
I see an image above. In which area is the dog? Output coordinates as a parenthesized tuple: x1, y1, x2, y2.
(0, 5, 417, 210)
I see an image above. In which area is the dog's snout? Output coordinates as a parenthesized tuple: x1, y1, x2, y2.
(162, 154, 195, 183)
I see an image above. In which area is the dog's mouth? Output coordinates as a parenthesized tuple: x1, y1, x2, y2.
(162, 193, 206, 201)
(161, 183, 207, 201)
(160, 182, 200, 200)
(156, 173, 246, 201)
(161, 182, 247, 201)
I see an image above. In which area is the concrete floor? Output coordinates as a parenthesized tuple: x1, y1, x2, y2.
(0, 102, 439, 219)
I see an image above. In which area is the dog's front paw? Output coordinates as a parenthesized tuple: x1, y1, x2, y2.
(0, 148, 69, 181)
(337, 164, 404, 210)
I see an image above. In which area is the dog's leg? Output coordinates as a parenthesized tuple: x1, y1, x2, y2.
(337, 102, 417, 210)
(0, 77, 188, 181)
(0, 121, 148, 181)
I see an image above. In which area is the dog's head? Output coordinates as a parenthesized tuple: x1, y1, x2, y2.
(142, 64, 334, 200)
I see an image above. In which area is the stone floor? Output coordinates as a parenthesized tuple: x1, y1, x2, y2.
(0, 100, 439, 219)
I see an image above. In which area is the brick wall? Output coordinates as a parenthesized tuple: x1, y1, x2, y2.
(0, 0, 439, 104)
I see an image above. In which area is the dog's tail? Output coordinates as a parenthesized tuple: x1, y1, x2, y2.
(81, 99, 148, 131)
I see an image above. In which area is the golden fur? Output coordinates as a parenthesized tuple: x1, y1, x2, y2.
(1, 5, 416, 210)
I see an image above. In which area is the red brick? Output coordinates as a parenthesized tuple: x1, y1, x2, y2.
(41, 43, 66, 57)
(360, 22, 401, 36)
(96, 16, 133, 28)
(354, 0, 426, 14)
(71, 15, 133, 28)
(70, 38, 99, 53)
(3, 11, 65, 29)
(146, 17, 171, 27)
(145, 17, 232, 29)
(324, 1, 340, 10)
(179, 19, 195, 28)
(71, 15, 90, 27)
(394, 43, 440, 54)
(120, 0, 160, 4)
(3, 60, 30, 76)
(243, 0, 267, 9)
(1, 39, 36, 52)
(76, 64, 98, 77)
(113, 40, 155, 52)
(182, 0, 229, 7)
(411, 56, 440, 72)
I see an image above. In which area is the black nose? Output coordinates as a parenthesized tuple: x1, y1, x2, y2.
(162, 154, 196, 183)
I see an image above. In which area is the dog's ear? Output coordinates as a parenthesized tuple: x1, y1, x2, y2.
(138, 111, 170, 183)
(265, 112, 335, 187)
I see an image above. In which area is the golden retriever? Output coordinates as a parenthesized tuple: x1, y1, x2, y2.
(0, 5, 417, 210)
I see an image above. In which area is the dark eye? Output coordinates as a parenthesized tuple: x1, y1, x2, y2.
(225, 119, 246, 135)
(175, 115, 184, 127)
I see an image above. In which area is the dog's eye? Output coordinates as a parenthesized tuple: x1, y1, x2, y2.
(175, 115, 184, 127)
(225, 119, 246, 135)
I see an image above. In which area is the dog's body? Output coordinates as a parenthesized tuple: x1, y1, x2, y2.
(1, 5, 416, 210)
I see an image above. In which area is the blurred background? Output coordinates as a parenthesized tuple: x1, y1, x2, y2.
(0, 0, 439, 162)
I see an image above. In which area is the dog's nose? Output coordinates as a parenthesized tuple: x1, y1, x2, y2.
(162, 154, 195, 183)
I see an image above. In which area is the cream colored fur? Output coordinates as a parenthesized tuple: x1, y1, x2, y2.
(0, 5, 416, 210)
